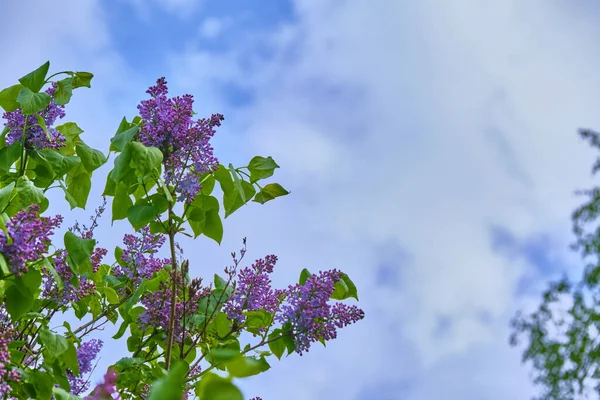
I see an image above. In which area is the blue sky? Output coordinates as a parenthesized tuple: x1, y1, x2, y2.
(3, 0, 600, 399)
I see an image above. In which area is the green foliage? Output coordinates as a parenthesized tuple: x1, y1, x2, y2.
(64, 231, 96, 277)
(18, 61, 50, 93)
(512, 128, 600, 399)
(0, 84, 24, 112)
(195, 373, 243, 400)
(147, 361, 188, 400)
(0, 62, 361, 400)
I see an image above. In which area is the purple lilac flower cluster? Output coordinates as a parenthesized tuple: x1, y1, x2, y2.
(224, 255, 282, 326)
(0, 204, 63, 276)
(42, 250, 98, 305)
(138, 274, 210, 343)
(224, 257, 364, 355)
(2, 83, 67, 150)
(68, 339, 103, 395)
(137, 78, 222, 202)
(113, 227, 169, 286)
(85, 369, 119, 400)
(279, 270, 365, 354)
(0, 325, 19, 398)
(112, 228, 212, 341)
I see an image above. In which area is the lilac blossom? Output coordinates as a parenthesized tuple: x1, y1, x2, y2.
(2, 83, 66, 150)
(0, 325, 19, 398)
(68, 339, 103, 395)
(113, 227, 169, 285)
(278, 270, 365, 355)
(224, 255, 282, 326)
(137, 78, 221, 202)
(138, 275, 210, 343)
(85, 369, 119, 400)
(42, 250, 96, 305)
(0, 204, 62, 276)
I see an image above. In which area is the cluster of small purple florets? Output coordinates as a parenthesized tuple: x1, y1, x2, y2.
(0, 325, 19, 398)
(137, 78, 221, 202)
(2, 83, 66, 150)
(0, 204, 63, 276)
(42, 250, 97, 305)
(114, 227, 168, 286)
(224, 257, 365, 355)
(68, 339, 103, 395)
(85, 369, 119, 400)
(224, 255, 282, 326)
(279, 270, 365, 354)
(112, 227, 211, 341)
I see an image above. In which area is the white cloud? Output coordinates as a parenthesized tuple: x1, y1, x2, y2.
(199, 17, 227, 39)
(167, 0, 600, 398)
(121, 0, 201, 20)
(2, 0, 599, 399)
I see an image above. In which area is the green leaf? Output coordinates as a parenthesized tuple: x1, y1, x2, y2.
(0, 182, 16, 213)
(0, 254, 9, 277)
(226, 355, 270, 378)
(114, 356, 145, 369)
(4, 177, 46, 216)
(17, 87, 51, 114)
(38, 328, 69, 360)
(147, 193, 169, 214)
(42, 150, 80, 176)
(18, 61, 50, 92)
(129, 141, 162, 177)
(147, 361, 188, 400)
(71, 72, 93, 89)
(203, 210, 223, 243)
(52, 387, 82, 400)
(102, 287, 120, 305)
(268, 329, 286, 360)
(244, 310, 273, 330)
(110, 126, 138, 152)
(21, 268, 42, 296)
(229, 163, 246, 203)
(149, 220, 168, 234)
(55, 122, 83, 140)
(0, 142, 22, 173)
(195, 373, 243, 400)
(214, 274, 228, 290)
(299, 268, 312, 285)
(66, 173, 91, 209)
(54, 77, 73, 106)
(330, 273, 359, 300)
(110, 142, 133, 183)
(186, 195, 222, 242)
(4, 281, 33, 319)
(0, 84, 24, 112)
(247, 156, 280, 183)
(63, 342, 80, 376)
(127, 204, 159, 231)
(199, 172, 216, 195)
(224, 180, 256, 218)
(124, 279, 146, 316)
(43, 257, 63, 291)
(253, 183, 290, 204)
(76, 141, 106, 173)
(213, 164, 233, 196)
(30, 370, 54, 400)
(209, 348, 240, 363)
(35, 114, 51, 141)
(112, 182, 133, 222)
(64, 231, 95, 278)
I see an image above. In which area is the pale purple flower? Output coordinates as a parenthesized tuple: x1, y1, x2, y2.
(2, 83, 66, 150)
(0, 204, 62, 276)
(137, 78, 221, 202)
